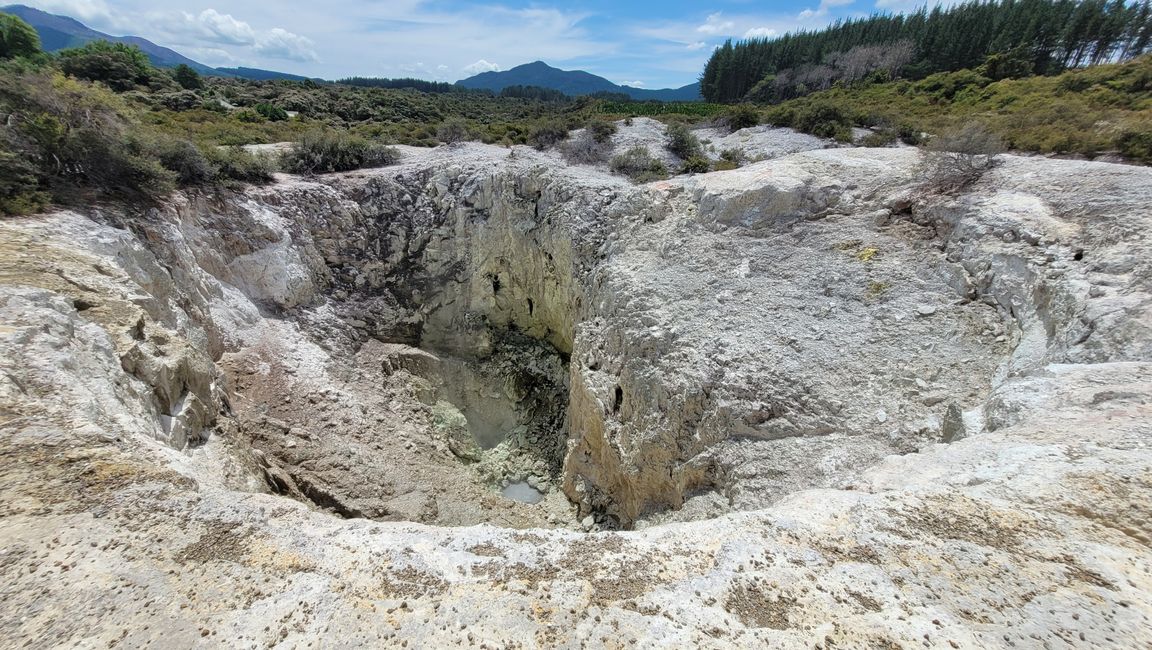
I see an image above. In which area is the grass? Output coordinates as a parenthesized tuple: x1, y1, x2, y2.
(755, 55, 1152, 160)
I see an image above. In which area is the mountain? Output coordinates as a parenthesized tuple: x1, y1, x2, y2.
(457, 61, 702, 102)
(0, 5, 311, 82)
(213, 67, 314, 82)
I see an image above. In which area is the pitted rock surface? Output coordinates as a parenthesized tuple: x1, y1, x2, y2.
(2, 139, 1152, 648)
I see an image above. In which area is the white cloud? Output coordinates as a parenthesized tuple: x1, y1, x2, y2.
(462, 59, 501, 75)
(618, 79, 645, 87)
(696, 13, 736, 36)
(181, 9, 256, 46)
(800, 0, 856, 19)
(21, 0, 879, 88)
(26, 0, 122, 30)
(255, 28, 318, 62)
(744, 27, 777, 38)
(179, 46, 238, 67)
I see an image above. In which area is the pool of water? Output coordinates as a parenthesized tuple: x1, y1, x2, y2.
(501, 481, 544, 504)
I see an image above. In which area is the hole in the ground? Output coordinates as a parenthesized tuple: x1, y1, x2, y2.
(613, 385, 623, 414)
(502, 481, 544, 504)
(1074, 248, 1085, 261)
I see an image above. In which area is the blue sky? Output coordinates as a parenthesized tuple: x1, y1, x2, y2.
(21, 0, 941, 86)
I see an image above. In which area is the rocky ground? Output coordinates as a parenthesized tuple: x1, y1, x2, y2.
(1, 124, 1151, 647)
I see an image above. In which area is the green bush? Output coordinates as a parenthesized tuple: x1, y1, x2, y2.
(280, 130, 400, 174)
(681, 154, 711, 174)
(560, 132, 610, 164)
(610, 145, 668, 182)
(57, 41, 156, 92)
(860, 129, 897, 147)
(897, 123, 923, 145)
(1117, 129, 1152, 164)
(437, 118, 470, 144)
(762, 105, 796, 128)
(0, 13, 41, 60)
(528, 120, 569, 150)
(152, 138, 213, 185)
(205, 146, 277, 185)
(586, 118, 617, 143)
(0, 149, 49, 215)
(235, 109, 264, 123)
(665, 122, 703, 159)
(0, 71, 175, 207)
(794, 103, 853, 140)
(156, 90, 201, 111)
(172, 64, 202, 90)
(724, 103, 760, 132)
(255, 102, 288, 121)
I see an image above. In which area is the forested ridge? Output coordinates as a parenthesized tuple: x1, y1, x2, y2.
(701, 0, 1152, 103)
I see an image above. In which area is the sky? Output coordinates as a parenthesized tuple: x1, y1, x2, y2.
(18, 0, 946, 87)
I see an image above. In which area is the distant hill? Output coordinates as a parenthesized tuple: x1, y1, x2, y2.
(0, 4, 313, 82)
(214, 67, 314, 82)
(457, 61, 701, 102)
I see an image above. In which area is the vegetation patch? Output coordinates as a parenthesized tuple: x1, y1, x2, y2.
(280, 129, 400, 175)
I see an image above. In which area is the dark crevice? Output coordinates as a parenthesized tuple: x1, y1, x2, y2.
(613, 385, 623, 414)
(295, 475, 368, 519)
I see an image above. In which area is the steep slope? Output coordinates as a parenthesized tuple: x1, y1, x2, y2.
(1, 4, 214, 72)
(457, 60, 702, 101)
(1, 140, 1151, 646)
(0, 4, 310, 81)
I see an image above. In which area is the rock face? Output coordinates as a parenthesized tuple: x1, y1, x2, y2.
(2, 139, 1152, 647)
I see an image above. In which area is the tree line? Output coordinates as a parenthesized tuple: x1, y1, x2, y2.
(701, 0, 1152, 103)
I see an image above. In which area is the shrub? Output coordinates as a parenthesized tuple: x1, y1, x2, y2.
(255, 102, 288, 121)
(665, 122, 703, 159)
(794, 103, 852, 140)
(896, 123, 923, 145)
(720, 148, 745, 165)
(234, 108, 264, 123)
(860, 129, 897, 147)
(0, 71, 175, 204)
(156, 90, 201, 111)
(437, 118, 470, 145)
(586, 119, 617, 143)
(560, 131, 611, 164)
(152, 138, 213, 185)
(681, 154, 711, 174)
(0, 13, 41, 60)
(528, 120, 569, 150)
(172, 64, 202, 90)
(281, 130, 400, 174)
(724, 103, 760, 132)
(0, 149, 49, 215)
(205, 146, 277, 185)
(57, 41, 156, 92)
(920, 121, 1006, 191)
(610, 145, 668, 182)
(980, 48, 1033, 81)
(1117, 129, 1152, 165)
